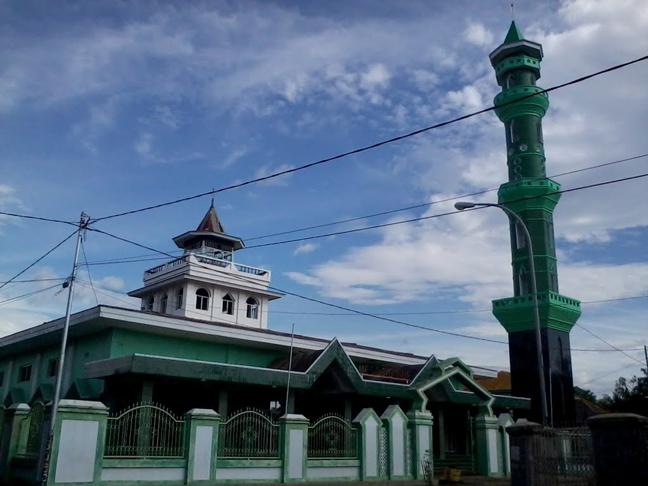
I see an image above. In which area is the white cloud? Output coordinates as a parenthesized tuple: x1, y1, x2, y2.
(293, 243, 319, 256)
(464, 22, 494, 47)
(253, 164, 295, 187)
(134, 132, 153, 157)
(219, 147, 249, 169)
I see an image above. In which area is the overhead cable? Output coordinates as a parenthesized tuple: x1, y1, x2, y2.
(90, 55, 648, 224)
(0, 230, 78, 291)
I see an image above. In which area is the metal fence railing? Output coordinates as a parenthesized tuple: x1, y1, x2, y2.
(308, 414, 358, 459)
(105, 402, 185, 458)
(530, 426, 595, 486)
(218, 408, 280, 458)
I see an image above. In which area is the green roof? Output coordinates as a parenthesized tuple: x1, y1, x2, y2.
(503, 21, 524, 44)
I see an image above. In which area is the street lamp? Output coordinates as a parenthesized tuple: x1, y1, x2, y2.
(454, 201, 548, 426)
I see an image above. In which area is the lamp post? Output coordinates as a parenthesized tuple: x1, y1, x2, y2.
(455, 201, 548, 426)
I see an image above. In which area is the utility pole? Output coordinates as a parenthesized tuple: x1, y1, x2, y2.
(41, 212, 88, 485)
(644, 345, 648, 371)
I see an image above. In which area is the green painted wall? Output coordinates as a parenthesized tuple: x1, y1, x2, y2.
(0, 331, 113, 404)
(109, 328, 286, 367)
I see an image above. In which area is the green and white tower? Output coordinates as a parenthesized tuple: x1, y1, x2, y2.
(489, 22, 582, 424)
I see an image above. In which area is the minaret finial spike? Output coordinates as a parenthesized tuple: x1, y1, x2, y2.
(211, 188, 215, 208)
(510, 3, 515, 20)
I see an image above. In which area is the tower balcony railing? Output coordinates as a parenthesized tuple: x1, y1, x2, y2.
(143, 253, 270, 284)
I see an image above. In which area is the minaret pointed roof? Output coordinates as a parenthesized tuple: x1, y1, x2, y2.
(197, 203, 226, 234)
(172, 202, 244, 251)
(503, 21, 523, 44)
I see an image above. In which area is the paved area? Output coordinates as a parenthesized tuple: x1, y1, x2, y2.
(212, 478, 510, 486)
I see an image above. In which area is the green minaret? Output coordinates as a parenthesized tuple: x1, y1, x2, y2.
(489, 22, 582, 424)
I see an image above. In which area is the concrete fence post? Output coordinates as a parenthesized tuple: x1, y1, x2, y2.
(47, 399, 108, 486)
(588, 413, 648, 486)
(381, 405, 408, 480)
(279, 414, 309, 483)
(0, 403, 30, 480)
(506, 421, 546, 486)
(353, 408, 381, 481)
(475, 414, 500, 477)
(184, 408, 220, 485)
(407, 410, 434, 480)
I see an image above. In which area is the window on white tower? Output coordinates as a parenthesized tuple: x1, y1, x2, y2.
(176, 288, 183, 309)
(146, 296, 154, 312)
(195, 288, 210, 311)
(246, 297, 259, 319)
(222, 294, 234, 315)
(160, 294, 168, 314)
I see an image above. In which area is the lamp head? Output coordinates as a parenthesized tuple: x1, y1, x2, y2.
(454, 201, 476, 211)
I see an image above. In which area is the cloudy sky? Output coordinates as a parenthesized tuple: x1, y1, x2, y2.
(1, 0, 647, 397)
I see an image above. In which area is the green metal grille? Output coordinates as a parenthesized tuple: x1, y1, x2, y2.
(308, 414, 358, 458)
(24, 402, 45, 457)
(105, 402, 185, 458)
(218, 408, 279, 458)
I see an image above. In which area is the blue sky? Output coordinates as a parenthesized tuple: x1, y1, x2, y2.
(1, 0, 647, 397)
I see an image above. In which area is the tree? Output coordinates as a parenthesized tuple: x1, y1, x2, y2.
(574, 386, 598, 404)
(601, 367, 648, 416)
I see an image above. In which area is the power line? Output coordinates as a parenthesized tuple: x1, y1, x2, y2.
(0, 283, 62, 307)
(575, 323, 645, 366)
(80, 228, 648, 355)
(80, 239, 99, 307)
(0, 230, 78, 291)
(246, 152, 648, 242)
(86, 227, 509, 345)
(76, 280, 140, 310)
(244, 171, 648, 249)
(70, 271, 648, 327)
(0, 278, 65, 285)
(0, 211, 77, 226)
(90, 55, 648, 224)
(579, 361, 643, 386)
(79, 152, 648, 265)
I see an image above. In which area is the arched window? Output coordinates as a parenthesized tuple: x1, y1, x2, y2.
(145, 296, 154, 312)
(195, 288, 210, 311)
(518, 266, 529, 295)
(176, 288, 184, 309)
(246, 297, 259, 319)
(506, 73, 516, 89)
(222, 294, 234, 315)
(515, 222, 526, 250)
(509, 119, 519, 144)
(160, 294, 168, 314)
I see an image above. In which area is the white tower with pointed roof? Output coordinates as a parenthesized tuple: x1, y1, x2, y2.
(129, 203, 282, 329)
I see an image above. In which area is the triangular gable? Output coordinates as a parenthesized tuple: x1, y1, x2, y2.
(412, 361, 495, 416)
(3, 387, 29, 407)
(436, 357, 473, 379)
(409, 355, 439, 387)
(66, 379, 101, 400)
(305, 339, 364, 392)
(31, 383, 54, 403)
